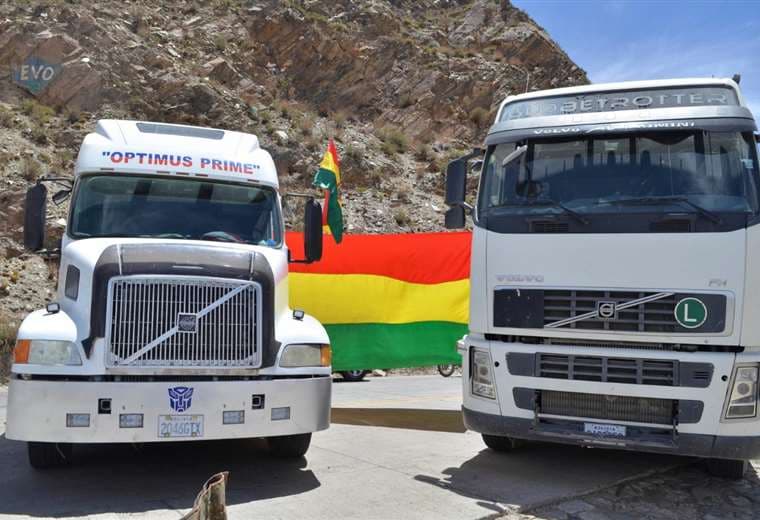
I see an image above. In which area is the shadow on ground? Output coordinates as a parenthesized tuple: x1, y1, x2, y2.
(0, 434, 320, 518)
(331, 407, 466, 433)
(414, 442, 692, 510)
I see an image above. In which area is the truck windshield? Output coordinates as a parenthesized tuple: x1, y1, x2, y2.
(69, 175, 282, 247)
(479, 131, 760, 220)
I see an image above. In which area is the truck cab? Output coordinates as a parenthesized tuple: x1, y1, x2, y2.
(445, 78, 760, 478)
(7, 120, 331, 467)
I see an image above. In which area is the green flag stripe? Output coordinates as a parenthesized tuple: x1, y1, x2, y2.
(325, 321, 466, 371)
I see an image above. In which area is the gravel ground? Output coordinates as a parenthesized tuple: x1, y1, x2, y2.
(504, 460, 760, 520)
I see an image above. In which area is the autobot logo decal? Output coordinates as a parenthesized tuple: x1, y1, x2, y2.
(596, 301, 618, 320)
(168, 387, 194, 412)
(177, 313, 198, 333)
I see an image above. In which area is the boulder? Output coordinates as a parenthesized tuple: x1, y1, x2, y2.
(201, 57, 241, 87)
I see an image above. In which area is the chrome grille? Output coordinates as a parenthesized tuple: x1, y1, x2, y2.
(544, 290, 679, 332)
(538, 354, 676, 386)
(106, 276, 261, 368)
(540, 390, 674, 425)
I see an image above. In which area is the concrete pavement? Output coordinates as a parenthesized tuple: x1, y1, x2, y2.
(0, 376, 687, 519)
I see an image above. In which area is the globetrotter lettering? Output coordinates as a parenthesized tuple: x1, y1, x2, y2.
(100, 150, 260, 174)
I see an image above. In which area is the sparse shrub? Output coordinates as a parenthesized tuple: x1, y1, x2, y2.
(21, 99, 54, 124)
(275, 99, 293, 120)
(344, 143, 362, 162)
(298, 114, 315, 137)
(394, 209, 411, 226)
(0, 313, 19, 384)
(414, 143, 435, 162)
(0, 105, 14, 127)
(333, 110, 349, 129)
(21, 158, 43, 181)
(396, 189, 411, 203)
(30, 125, 48, 145)
(213, 34, 227, 51)
(469, 106, 490, 127)
(377, 126, 408, 155)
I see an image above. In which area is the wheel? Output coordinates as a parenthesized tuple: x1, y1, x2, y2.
(340, 370, 367, 382)
(482, 434, 520, 452)
(28, 442, 72, 469)
(706, 458, 748, 479)
(268, 433, 312, 458)
(437, 364, 456, 377)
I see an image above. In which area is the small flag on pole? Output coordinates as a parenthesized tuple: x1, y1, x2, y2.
(313, 139, 344, 244)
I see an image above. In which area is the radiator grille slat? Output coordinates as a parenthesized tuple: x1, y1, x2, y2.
(541, 390, 674, 425)
(538, 354, 677, 386)
(107, 277, 261, 368)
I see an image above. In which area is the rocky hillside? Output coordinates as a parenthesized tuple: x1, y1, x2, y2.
(0, 0, 586, 321)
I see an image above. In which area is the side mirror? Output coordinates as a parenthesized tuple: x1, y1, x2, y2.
(24, 183, 47, 251)
(52, 189, 71, 206)
(303, 199, 323, 263)
(445, 206, 466, 229)
(445, 159, 467, 205)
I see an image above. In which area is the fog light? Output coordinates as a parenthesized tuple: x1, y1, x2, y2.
(66, 413, 90, 427)
(223, 410, 245, 425)
(271, 407, 291, 421)
(726, 366, 759, 419)
(119, 414, 144, 428)
(471, 348, 496, 399)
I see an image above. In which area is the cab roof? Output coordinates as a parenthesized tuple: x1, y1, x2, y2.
(74, 120, 278, 188)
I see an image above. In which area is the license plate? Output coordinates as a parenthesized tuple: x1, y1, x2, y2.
(158, 415, 204, 438)
(583, 422, 626, 438)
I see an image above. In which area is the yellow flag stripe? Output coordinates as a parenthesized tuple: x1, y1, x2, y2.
(289, 273, 469, 325)
(319, 150, 340, 184)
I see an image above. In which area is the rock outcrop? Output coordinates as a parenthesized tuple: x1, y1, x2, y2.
(0, 0, 587, 317)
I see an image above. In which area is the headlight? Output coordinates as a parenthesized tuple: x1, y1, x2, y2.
(471, 348, 496, 399)
(14, 339, 82, 366)
(725, 365, 758, 419)
(279, 344, 331, 368)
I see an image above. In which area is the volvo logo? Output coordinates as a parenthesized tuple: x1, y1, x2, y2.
(596, 301, 618, 320)
(177, 313, 198, 333)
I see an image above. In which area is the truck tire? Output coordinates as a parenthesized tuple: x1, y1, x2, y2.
(340, 370, 368, 382)
(28, 442, 72, 469)
(706, 458, 748, 479)
(482, 434, 520, 452)
(268, 433, 312, 458)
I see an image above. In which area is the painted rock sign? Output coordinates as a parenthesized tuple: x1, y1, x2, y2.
(11, 56, 61, 95)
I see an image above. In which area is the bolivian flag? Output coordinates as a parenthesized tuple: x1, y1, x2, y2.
(287, 231, 471, 370)
(313, 139, 344, 243)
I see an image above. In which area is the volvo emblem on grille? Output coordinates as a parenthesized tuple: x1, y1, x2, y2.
(177, 313, 198, 333)
(596, 301, 618, 320)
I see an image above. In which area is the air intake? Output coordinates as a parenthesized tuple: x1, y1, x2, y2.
(530, 220, 569, 233)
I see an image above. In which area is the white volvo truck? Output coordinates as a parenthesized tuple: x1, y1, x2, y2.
(445, 78, 760, 478)
(7, 120, 331, 468)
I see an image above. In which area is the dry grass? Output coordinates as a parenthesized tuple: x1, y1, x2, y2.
(469, 106, 491, 127)
(0, 313, 19, 384)
(21, 158, 43, 181)
(377, 126, 408, 155)
(0, 105, 14, 128)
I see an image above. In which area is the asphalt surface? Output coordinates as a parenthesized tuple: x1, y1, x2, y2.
(0, 376, 687, 519)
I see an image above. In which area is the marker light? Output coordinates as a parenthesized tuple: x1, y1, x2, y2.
(271, 407, 291, 421)
(280, 344, 331, 367)
(725, 366, 759, 419)
(66, 413, 90, 427)
(119, 414, 144, 428)
(223, 411, 245, 425)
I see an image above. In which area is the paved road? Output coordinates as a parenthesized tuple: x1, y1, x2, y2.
(0, 376, 687, 519)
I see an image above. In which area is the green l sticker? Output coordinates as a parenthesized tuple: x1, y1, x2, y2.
(674, 297, 708, 329)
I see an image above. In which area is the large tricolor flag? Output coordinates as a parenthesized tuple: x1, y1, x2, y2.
(287, 231, 471, 370)
(313, 139, 344, 243)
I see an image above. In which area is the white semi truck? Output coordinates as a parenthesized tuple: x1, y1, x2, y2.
(7, 120, 331, 468)
(445, 78, 760, 478)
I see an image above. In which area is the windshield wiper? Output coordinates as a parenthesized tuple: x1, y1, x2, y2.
(494, 199, 589, 225)
(597, 196, 722, 224)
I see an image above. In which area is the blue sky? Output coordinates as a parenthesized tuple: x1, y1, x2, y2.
(513, 0, 760, 116)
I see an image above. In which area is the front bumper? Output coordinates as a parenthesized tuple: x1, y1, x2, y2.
(5, 376, 331, 443)
(463, 406, 760, 460)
